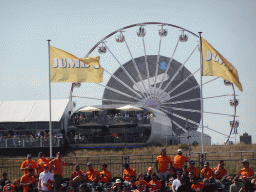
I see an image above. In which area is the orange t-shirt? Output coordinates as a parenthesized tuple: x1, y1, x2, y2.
(123, 168, 136, 181)
(174, 155, 188, 169)
(20, 175, 35, 192)
(86, 169, 100, 182)
(188, 167, 200, 176)
(201, 167, 214, 179)
(148, 180, 161, 191)
(3, 184, 15, 192)
(99, 170, 112, 183)
(71, 170, 84, 179)
(191, 182, 204, 191)
(238, 167, 254, 177)
(135, 180, 148, 189)
(50, 158, 66, 176)
(214, 167, 227, 179)
(21, 160, 37, 175)
(156, 155, 172, 173)
(37, 158, 50, 174)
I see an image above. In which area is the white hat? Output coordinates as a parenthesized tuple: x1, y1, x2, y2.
(177, 149, 182, 153)
(116, 179, 121, 183)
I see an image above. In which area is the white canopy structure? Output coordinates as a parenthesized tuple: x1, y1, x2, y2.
(0, 99, 70, 122)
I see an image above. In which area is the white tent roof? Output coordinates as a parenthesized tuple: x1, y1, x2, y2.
(0, 99, 69, 122)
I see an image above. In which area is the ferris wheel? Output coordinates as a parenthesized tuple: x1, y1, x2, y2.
(73, 22, 239, 144)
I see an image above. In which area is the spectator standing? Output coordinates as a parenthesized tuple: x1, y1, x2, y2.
(191, 177, 204, 192)
(174, 149, 189, 172)
(49, 152, 74, 192)
(148, 173, 161, 192)
(38, 165, 54, 192)
(172, 171, 182, 192)
(3, 180, 15, 192)
(230, 176, 245, 192)
(155, 148, 172, 181)
(187, 161, 200, 178)
(238, 159, 254, 178)
(200, 162, 214, 179)
(123, 163, 136, 181)
(37, 152, 50, 175)
(99, 163, 112, 183)
(20, 154, 37, 176)
(85, 162, 100, 183)
(214, 160, 228, 180)
(20, 169, 35, 192)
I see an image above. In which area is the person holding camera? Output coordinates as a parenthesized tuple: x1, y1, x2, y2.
(3, 180, 15, 192)
(20, 169, 35, 192)
(98, 163, 112, 183)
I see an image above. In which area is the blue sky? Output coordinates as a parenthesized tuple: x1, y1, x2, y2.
(0, 0, 255, 144)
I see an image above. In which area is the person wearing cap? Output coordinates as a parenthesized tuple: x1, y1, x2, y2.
(1, 173, 8, 189)
(174, 149, 189, 172)
(230, 176, 245, 192)
(200, 162, 214, 179)
(177, 178, 192, 192)
(172, 171, 182, 192)
(213, 160, 228, 180)
(20, 154, 37, 176)
(238, 159, 254, 178)
(37, 152, 50, 175)
(144, 167, 154, 183)
(155, 148, 172, 181)
(85, 162, 100, 183)
(49, 152, 74, 192)
(70, 165, 84, 179)
(123, 163, 136, 181)
(111, 179, 124, 192)
(187, 161, 199, 178)
(148, 173, 161, 192)
(98, 163, 112, 183)
(3, 180, 15, 192)
(191, 177, 204, 192)
(20, 169, 35, 192)
(38, 164, 54, 192)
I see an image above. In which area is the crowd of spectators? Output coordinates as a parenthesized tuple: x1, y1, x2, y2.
(0, 149, 256, 192)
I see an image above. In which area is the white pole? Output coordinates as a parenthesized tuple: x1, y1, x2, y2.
(198, 32, 204, 159)
(48, 40, 53, 159)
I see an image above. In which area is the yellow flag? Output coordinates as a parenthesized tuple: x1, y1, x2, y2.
(202, 38, 243, 91)
(50, 46, 104, 83)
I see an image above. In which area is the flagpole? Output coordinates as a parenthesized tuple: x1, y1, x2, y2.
(198, 32, 204, 164)
(47, 39, 53, 159)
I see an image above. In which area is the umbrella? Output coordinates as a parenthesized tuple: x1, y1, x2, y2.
(79, 106, 102, 112)
(116, 105, 143, 111)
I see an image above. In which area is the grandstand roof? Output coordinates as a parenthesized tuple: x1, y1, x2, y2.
(0, 99, 69, 122)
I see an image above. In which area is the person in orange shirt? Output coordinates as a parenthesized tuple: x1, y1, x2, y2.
(201, 162, 214, 179)
(123, 163, 136, 181)
(20, 154, 37, 176)
(37, 152, 50, 175)
(135, 174, 148, 191)
(3, 180, 15, 192)
(148, 173, 161, 192)
(191, 177, 204, 192)
(214, 160, 228, 180)
(70, 165, 84, 179)
(155, 148, 172, 181)
(98, 163, 112, 183)
(174, 149, 189, 172)
(187, 161, 199, 178)
(20, 169, 35, 192)
(86, 162, 100, 183)
(49, 152, 74, 192)
(238, 159, 254, 179)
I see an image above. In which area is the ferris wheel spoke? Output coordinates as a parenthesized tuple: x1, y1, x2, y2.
(153, 36, 162, 97)
(161, 98, 201, 105)
(159, 107, 200, 126)
(72, 96, 139, 105)
(204, 111, 239, 117)
(103, 68, 143, 99)
(95, 83, 141, 101)
(158, 44, 199, 99)
(142, 36, 153, 98)
(161, 106, 201, 113)
(103, 42, 147, 99)
(160, 68, 200, 102)
(155, 36, 181, 98)
(122, 32, 151, 97)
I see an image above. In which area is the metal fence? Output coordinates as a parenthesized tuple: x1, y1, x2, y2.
(1, 151, 255, 181)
